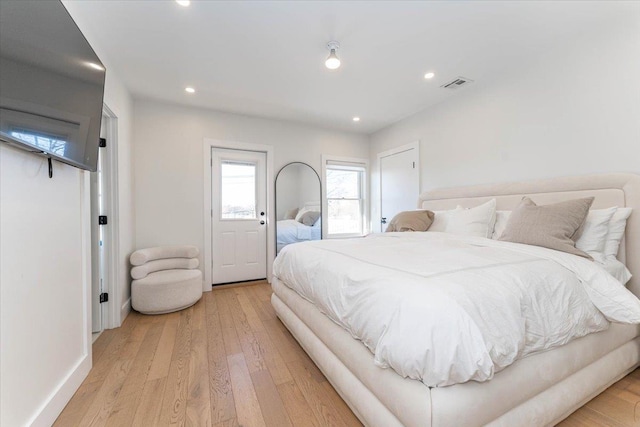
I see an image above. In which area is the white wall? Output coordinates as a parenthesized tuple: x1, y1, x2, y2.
(369, 18, 640, 224)
(133, 100, 368, 278)
(0, 146, 92, 427)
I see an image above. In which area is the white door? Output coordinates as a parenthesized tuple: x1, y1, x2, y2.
(211, 148, 267, 284)
(90, 116, 108, 332)
(379, 148, 419, 232)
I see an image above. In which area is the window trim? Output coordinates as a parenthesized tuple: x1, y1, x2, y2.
(322, 155, 369, 239)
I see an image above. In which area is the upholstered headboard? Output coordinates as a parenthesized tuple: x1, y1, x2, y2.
(418, 174, 640, 298)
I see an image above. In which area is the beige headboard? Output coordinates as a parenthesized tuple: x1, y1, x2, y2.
(418, 174, 640, 298)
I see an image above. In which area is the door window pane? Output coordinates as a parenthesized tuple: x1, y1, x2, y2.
(221, 161, 256, 219)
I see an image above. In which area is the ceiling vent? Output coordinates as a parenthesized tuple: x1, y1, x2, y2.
(441, 77, 474, 89)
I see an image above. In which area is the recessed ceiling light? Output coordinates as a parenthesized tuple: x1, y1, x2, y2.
(176, 0, 190, 6)
(424, 72, 435, 79)
(86, 62, 104, 71)
(185, 87, 195, 93)
(352, 117, 360, 122)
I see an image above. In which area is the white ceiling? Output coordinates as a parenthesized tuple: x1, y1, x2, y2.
(62, 1, 636, 134)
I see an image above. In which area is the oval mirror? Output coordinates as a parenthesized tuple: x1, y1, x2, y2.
(275, 162, 322, 254)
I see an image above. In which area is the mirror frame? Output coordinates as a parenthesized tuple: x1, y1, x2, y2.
(275, 162, 323, 254)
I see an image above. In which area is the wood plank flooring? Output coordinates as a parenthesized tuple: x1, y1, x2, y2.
(56, 281, 640, 426)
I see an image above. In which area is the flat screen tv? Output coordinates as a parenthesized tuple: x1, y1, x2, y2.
(0, 0, 105, 172)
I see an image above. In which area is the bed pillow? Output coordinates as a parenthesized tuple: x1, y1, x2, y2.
(428, 207, 462, 232)
(491, 210, 512, 240)
(604, 207, 633, 258)
(297, 210, 321, 226)
(386, 210, 435, 232)
(294, 207, 310, 222)
(284, 208, 299, 220)
(499, 197, 594, 259)
(575, 207, 617, 262)
(445, 199, 497, 238)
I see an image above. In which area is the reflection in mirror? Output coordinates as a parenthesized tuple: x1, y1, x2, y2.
(276, 162, 322, 254)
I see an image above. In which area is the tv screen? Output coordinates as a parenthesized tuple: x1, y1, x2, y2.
(0, 0, 105, 172)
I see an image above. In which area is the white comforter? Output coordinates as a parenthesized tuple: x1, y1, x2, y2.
(273, 232, 640, 387)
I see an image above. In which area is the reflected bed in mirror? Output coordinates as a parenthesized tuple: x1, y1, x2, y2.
(276, 162, 322, 254)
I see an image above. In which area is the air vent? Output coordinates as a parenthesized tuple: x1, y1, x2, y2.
(441, 77, 474, 89)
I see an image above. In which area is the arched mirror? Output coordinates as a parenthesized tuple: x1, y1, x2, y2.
(276, 162, 322, 254)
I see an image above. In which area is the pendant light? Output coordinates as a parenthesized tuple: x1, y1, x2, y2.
(325, 41, 341, 70)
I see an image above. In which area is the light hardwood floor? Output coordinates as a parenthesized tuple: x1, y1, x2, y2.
(56, 281, 640, 427)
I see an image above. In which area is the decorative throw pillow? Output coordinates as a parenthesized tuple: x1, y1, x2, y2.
(575, 207, 617, 262)
(499, 197, 594, 259)
(386, 210, 435, 232)
(297, 210, 321, 226)
(445, 199, 497, 238)
(284, 208, 299, 220)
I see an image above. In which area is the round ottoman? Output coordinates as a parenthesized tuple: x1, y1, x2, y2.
(132, 269, 202, 315)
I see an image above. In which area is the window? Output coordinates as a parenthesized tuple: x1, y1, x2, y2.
(325, 160, 367, 237)
(220, 161, 257, 219)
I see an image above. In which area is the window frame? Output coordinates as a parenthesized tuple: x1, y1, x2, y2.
(322, 155, 369, 239)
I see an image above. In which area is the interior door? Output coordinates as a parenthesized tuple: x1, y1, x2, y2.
(211, 148, 267, 284)
(90, 117, 107, 333)
(380, 148, 419, 232)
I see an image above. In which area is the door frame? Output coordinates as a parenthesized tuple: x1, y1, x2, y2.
(376, 141, 420, 233)
(203, 138, 275, 292)
(90, 103, 121, 331)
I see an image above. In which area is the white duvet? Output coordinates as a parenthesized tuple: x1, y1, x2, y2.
(273, 232, 640, 387)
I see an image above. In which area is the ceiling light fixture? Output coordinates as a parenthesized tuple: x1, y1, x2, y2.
(176, 0, 191, 6)
(352, 117, 360, 122)
(424, 72, 435, 79)
(185, 87, 195, 93)
(325, 41, 341, 70)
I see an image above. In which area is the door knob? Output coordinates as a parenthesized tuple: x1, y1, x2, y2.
(381, 217, 387, 224)
(260, 220, 265, 225)
(260, 212, 265, 216)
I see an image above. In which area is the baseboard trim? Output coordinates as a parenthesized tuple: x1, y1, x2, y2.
(121, 297, 131, 322)
(28, 353, 91, 427)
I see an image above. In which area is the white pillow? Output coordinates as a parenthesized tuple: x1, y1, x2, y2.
(598, 257, 632, 286)
(575, 207, 617, 262)
(604, 207, 632, 258)
(428, 207, 462, 232)
(491, 211, 511, 240)
(445, 199, 497, 238)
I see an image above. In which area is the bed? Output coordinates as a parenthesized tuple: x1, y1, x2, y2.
(270, 173, 640, 427)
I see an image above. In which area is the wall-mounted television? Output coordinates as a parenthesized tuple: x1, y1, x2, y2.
(0, 0, 106, 172)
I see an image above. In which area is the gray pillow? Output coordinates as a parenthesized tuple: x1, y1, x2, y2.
(297, 210, 320, 226)
(499, 197, 594, 259)
(284, 208, 299, 220)
(386, 210, 435, 232)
